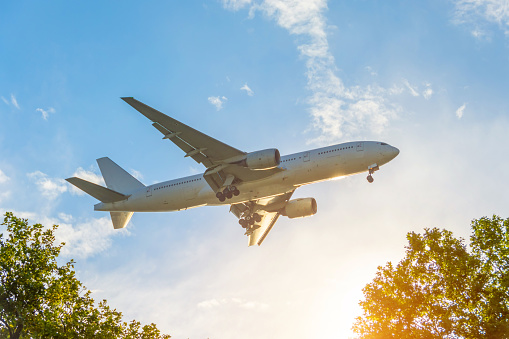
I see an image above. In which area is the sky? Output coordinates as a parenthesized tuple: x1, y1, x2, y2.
(1, 0, 509, 338)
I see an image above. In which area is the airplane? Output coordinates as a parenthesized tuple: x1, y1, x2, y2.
(66, 97, 400, 246)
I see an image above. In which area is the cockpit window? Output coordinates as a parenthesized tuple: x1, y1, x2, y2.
(381, 142, 388, 146)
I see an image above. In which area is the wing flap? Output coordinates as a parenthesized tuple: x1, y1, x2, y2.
(248, 212, 281, 246)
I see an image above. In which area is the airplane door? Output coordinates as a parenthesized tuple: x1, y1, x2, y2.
(303, 152, 310, 162)
(356, 142, 364, 152)
(146, 187, 152, 197)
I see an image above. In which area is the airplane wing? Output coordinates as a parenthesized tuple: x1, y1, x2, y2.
(122, 97, 283, 192)
(230, 190, 295, 246)
(121, 97, 244, 168)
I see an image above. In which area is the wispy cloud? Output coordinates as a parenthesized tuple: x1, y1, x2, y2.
(223, 0, 400, 142)
(208, 96, 228, 111)
(197, 298, 269, 312)
(129, 169, 144, 181)
(27, 171, 68, 200)
(240, 83, 254, 96)
(403, 79, 420, 97)
(1, 94, 20, 109)
(456, 103, 467, 119)
(36, 107, 56, 120)
(10, 94, 20, 109)
(0, 169, 9, 184)
(453, 0, 509, 37)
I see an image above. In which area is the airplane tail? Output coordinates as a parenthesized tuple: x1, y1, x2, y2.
(67, 157, 146, 229)
(97, 157, 146, 229)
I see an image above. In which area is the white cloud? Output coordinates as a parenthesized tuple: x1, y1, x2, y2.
(0, 169, 9, 184)
(223, 0, 400, 141)
(240, 83, 254, 96)
(10, 94, 20, 109)
(69, 167, 105, 195)
(0, 209, 129, 259)
(423, 83, 433, 100)
(1, 96, 8, 105)
(456, 103, 467, 119)
(208, 96, 228, 111)
(56, 216, 129, 258)
(27, 171, 68, 200)
(36, 107, 56, 120)
(453, 0, 509, 36)
(58, 212, 73, 223)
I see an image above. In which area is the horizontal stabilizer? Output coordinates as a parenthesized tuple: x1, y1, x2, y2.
(66, 177, 129, 203)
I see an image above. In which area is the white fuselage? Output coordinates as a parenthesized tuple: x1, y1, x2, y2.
(95, 141, 399, 213)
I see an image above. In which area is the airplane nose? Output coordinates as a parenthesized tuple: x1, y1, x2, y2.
(389, 146, 400, 159)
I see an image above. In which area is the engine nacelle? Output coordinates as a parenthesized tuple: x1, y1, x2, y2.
(241, 148, 281, 170)
(283, 198, 317, 219)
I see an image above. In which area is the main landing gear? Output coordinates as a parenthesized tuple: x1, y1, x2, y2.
(239, 213, 262, 235)
(367, 164, 379, 183)
(216, 185, 240, 202)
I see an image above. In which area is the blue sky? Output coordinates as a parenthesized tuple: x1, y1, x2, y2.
(1, 1, 509, 338)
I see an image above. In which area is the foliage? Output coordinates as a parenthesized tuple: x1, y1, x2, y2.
(353, 216, 509, 339)
(0, 212, 170, 339)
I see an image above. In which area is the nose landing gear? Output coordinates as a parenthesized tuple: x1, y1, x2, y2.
(367, 164, 379, 183)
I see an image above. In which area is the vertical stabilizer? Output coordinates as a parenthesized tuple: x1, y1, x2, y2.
(97, 157, 145, 194)
(110, 212, 134, 229)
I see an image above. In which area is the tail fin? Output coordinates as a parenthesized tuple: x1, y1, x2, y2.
(97, 157, 145, 194)
(96, 158, 145, 229)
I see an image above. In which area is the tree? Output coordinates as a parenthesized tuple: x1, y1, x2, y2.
(353, 216, 509, 339)
(0, 212, 171, 338)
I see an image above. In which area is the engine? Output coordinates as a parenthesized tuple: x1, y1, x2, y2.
(241, 148, 281, 170)
(283, 198, 317, 219)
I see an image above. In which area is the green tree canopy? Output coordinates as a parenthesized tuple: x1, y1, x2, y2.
(0, 212, 171, 339)
(353, 216, 509, 339)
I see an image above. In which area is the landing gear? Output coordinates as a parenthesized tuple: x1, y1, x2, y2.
(367, 164, 379, 184)
(216, 185, 240, 201)
(239, 213, 262, 234)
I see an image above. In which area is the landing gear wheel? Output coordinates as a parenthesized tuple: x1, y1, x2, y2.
(253, 213, 262, 222)
(245, 215, 255, 226)
(367, 175, 374, 183)
(239, 219, 248, 228)
(216, 192, 226, 201)
(233, 189, 240, 196)
(226, 191, 233, 199)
